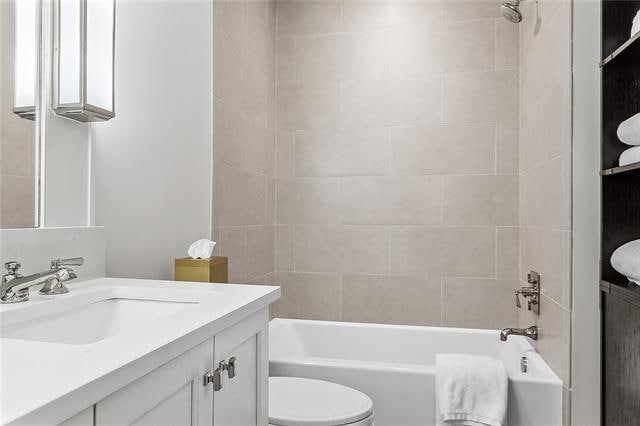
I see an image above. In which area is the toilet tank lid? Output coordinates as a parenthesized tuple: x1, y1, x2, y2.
(269, 377, 374, 426)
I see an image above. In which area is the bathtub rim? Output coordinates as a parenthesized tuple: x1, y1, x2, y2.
(269, 318, 562, 386)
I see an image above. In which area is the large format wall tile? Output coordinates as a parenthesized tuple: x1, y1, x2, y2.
(443, 70, 519, 123)
(341, 76, 442, 128)
(443, 175, 519, 225)
(273, 0, 520, 331)
(342, 275, 442, 325)
(389, 226, 496, 277)
(272, 272, 341, 320)
(390, 123, 495, 175)
(442, 278, 518, 329)
(341, 176, 442, 225)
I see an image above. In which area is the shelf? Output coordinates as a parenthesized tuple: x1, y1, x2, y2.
(601, 161, 640, 176)
(601, 31, 640, 67)
(601, 280, 640, 308)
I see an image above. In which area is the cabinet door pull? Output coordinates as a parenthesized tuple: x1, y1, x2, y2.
(203, 361, 226, 391)
(227, 356, 238, 379)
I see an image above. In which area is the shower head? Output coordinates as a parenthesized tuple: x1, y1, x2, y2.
(501, 1, 522, 23)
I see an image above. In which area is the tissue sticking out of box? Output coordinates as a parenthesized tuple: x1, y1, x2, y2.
(187, 239, 216, 259)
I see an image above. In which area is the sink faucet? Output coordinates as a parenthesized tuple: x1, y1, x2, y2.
(0, 258, 84, 303)
(500, 325, 538, 341)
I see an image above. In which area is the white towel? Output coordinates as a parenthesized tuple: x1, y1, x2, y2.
(617, 113, 640, 146)
(611, 239, 640, 285)
(436, 354, 508, 426)
(619, 145, 640, 166)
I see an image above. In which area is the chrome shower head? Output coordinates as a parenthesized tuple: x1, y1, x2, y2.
(501, 1, 522, 23)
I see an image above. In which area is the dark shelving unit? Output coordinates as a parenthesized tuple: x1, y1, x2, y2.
(601, 2, 640, 425)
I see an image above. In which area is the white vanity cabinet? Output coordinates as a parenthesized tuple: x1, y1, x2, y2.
(92, 309, 269, 426)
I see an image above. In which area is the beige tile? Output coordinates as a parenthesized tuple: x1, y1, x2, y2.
(442, 278, 518, 329)
(341, 76, 441, 128)
(242, 66, 271, 127)
(390, 123, 495, 175)
(275, 225, 294, 271)
(276, 1, 342, 38)
(294, 225, 389, 274)
(0, 175, 36, 228)
(340, 1, 391, 30)
(219, 227, 247, 283)
(266, 177, 275, 224)
(1, 125, 35, 177)
(214, 34, 247, 109)
(520, 227, 571, 308)
(246, 272, 275, 285)
(443, 175, 518, 225)
(276, 38, 296, 84)
(341, 275, 441, 325)
(496, 122, 519, 174)
(495, 19, 519, 70)
(295, 128, 388, 177)
(442, 0, 501, 22)
(248, 8, 275, 79)
(443, 70, 518, 123)
(341, 1, 443, 30)
(497, 227, 519, 279)
(276, 177, 342, 224)
(277, 82, 339, 130)
(247, 225, 275, 279)
(294, 31, 389, 82)
(272, 272, 341, 320)
(384, 1, 444, 27)
(519, 154, 571, 231)
(341, 176, 442, 225)
(216, 103, 274, 175)
(389, 226, 496, 277)
(214, 0, 248, 53)
(388, 20, 494, 76)
(276, 131, 295, 177)
(214, 165, 266, 226)
(520, 81, 571, 172)
(535, 294, 571, 384)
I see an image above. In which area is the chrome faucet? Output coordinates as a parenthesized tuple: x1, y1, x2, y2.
(500, 325, 538, 341)
(514, 270, 541, 315)
(0, 258, 84, 303)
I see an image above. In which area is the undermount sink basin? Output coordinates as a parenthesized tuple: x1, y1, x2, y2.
(1, 297, 196, 345)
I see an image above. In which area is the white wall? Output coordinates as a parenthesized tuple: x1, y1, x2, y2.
(571, 0, 601, 423)
(0, 227, 106, 281)
(92, 0, 213, 280)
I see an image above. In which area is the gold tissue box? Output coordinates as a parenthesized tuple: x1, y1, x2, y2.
(174, 257, 228, 283)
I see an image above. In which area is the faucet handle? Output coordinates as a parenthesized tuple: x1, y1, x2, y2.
(514, 289, 522, 308)
(4, 261, 21, 276)
(51, 257, 84, 269)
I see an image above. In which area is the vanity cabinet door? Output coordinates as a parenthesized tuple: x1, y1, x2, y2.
(213, 309, 269, 426)
(95, 338, 214, 426)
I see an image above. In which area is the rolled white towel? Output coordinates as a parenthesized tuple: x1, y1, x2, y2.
(611, 240, 640, 285)
(436, 354, 508, 426)
(619, 146, 640, 166)
(617, 112, 640, 146)
(633, 10, 640, 37)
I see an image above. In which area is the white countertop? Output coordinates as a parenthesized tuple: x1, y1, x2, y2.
(0, 278, 280, 425)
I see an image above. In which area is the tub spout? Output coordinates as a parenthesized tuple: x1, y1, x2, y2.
(500, 325, 538, 341)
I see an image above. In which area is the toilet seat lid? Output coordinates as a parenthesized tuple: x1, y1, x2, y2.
(269, 377, 373, 426)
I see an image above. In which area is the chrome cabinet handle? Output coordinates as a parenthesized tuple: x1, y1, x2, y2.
(203, 361, 226, 391)
(203, 357, 238, 390)
(227, 356, 237, 379)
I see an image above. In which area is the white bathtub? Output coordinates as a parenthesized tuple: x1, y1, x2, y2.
(269, 319, 563, 426)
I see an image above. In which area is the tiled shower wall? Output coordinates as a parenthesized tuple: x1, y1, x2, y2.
(0, 0, 37, 229)
(273, 0, 521, 328)
(518, 0, 573, 389)
(212, 0, 277, 284)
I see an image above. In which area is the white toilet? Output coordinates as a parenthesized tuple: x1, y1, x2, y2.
(269, 377, 375, 426)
